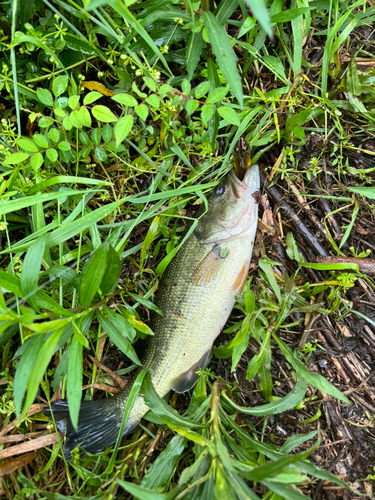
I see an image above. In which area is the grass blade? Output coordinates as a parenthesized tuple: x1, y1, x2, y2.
(67, 336, 83, 429)
(203, 11, 243, 108)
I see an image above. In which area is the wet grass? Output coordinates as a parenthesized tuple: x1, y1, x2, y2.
(1, 0, 375, 498)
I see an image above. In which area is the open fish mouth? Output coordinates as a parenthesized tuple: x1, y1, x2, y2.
(229, 164, 260, 201)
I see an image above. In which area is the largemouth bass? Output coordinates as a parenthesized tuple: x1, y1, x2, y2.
(45, 163, 260, 461)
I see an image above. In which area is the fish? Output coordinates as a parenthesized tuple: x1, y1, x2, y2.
(44, 162, 260, 461)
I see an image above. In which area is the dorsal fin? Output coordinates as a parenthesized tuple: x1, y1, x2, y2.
(171, 350, 211, 393)
(192, 245, 228, 286)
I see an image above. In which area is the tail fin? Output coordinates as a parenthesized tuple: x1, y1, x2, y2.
(44, 398, 128, 461)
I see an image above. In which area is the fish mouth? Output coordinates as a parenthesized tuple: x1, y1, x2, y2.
(229, 164, 260, 200)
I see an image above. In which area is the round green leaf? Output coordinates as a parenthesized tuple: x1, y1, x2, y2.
(68, 95, 80, 110)
(3, 152, 30, 165)
(206, 87, 228, 104)
(114, 115, 133, 146)
(112, 93, 138, 107)
(17, 139, 38, 152)
(145, 95, 160, 109)
(36, 88, 53, 107)
(58, 141, 71, 151)
(135, 104, 148, 122)
(77, 107, 92, 127)
(185, 99, 200, 115)
(91, 128, 101, 145)
(201, 104, 214, 124)
(46, 148, 58, 162)
(195, 81, 210, 99)
(102, 124, 113, 143)
(38, 117, 54, 128)
(52, 75, 69, 97)
(48, 128, 60, 142)
(217, 106, 240, 126)
(32, 133, 48, 149)
(92, 105, 118, 123)
(83, 91, 102, 105)
(94, 146, 107, 161)
(30, 152, 44, 170)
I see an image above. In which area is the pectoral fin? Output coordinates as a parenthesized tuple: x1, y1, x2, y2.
(171, 350, 211, 393)
(192, 245, 226, 286)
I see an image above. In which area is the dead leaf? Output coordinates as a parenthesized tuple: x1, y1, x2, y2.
(0, 433, 60, 460)
(0, 451, 38, 477)
(81, 81, 113, 96)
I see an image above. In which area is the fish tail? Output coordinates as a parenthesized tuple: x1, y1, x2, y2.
(44, 385, 145, 461)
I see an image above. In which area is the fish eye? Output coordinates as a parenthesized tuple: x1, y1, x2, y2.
(215, 184, 225, 196)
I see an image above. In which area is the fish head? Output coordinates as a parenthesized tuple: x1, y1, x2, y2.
(195, 164, 260, 244)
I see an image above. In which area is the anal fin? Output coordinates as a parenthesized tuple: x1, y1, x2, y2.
(171, 350, 211, 394)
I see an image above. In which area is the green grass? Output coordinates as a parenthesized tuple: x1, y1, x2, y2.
(1, 0, 375, 498)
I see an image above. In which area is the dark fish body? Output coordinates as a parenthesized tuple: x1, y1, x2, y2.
(46, 165, 260, 460)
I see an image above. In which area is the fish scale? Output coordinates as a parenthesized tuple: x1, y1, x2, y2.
(45, 164, 260, 461)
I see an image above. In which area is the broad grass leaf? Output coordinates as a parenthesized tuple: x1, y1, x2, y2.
(202, 11, 243, 108)
(14, 333, 45, 417)
(104, 369, 147, 475)
(72, 319, 89, 348)
(105, 306, 136, 342)
(92, 105, 118, 123)
(273, 334, 350, 404)
(114, 115, 133, 146)
(186, 31, 205, 80)
(52, 75, 68, 97)
(127, 292, 163, 316)
(20, 235, 47, 310)
(263, 481, 311, 500)
(23, 328, 63, 413)
(347, 186, 375, 199)
(117, 480, 174, 500)
(238, 440, 318, 482)
(113, 3, 172, 75)
(67, 336, 83, 429)
(244, 0, 273, 39)
(140, 216, 160, 272)
(97, 311, 141, 365)
(142, 372, 206, 429)
(24, 175, 111, 195)
(141, 435, 187, 489)
(222, 377, 307, 416)
(45, 198, 127, 249)
(281, 430, 318, 454)
(79, 245, 107, 309)
(0, 271, 23, 296)
(217, 106, 240, 125)
(28, 317, 71, 333)
(100, 244, 121, 295)
(258, 259, 281, 304)
(271, 7, 311, 23)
